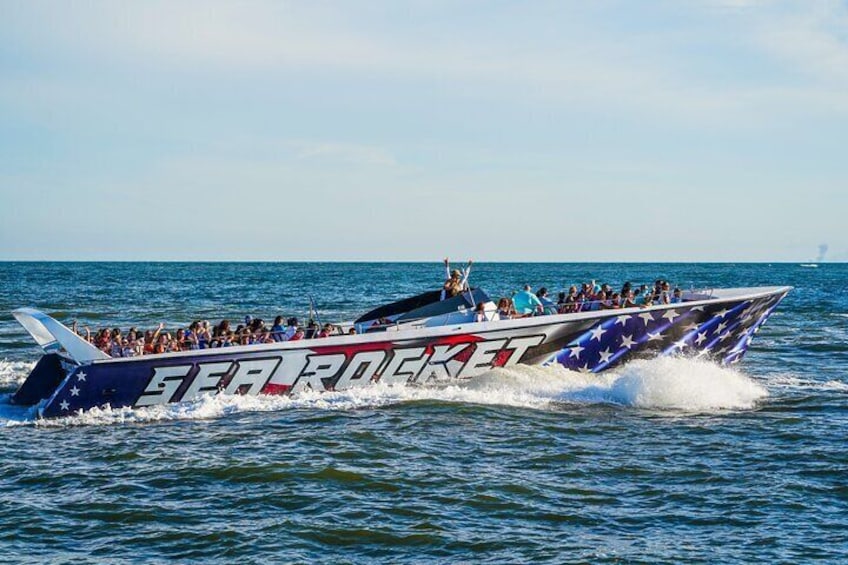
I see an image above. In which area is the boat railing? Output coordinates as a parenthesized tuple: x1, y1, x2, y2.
(370, 286, 719, 331)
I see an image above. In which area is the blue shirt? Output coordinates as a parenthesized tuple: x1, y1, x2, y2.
(539, 296, 557, 315)
(513, 290, 543, 315)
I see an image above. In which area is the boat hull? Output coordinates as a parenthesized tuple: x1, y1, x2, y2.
(16, 286, 790, 418)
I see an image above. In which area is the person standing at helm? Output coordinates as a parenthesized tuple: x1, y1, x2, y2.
(441, 257, 472, 300)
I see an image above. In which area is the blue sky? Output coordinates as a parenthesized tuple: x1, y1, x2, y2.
(1, 0, 846, 261)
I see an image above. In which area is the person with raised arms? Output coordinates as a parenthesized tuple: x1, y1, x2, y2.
(441, 257, 472, 300)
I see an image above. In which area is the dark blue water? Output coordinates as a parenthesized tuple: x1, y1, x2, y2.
(0, 262, 846, 563)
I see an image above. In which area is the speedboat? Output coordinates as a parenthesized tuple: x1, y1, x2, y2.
(10, 285, 790, 418)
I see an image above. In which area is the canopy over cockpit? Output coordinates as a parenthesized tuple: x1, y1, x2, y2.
(355, 288, 492, 330)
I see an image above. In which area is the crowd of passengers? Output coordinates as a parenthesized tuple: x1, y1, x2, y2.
(499, 279, 683, 319)
(72, 316, 347, 358)
(465, 279, 684, 322)
(442, 259, 683, 322)
(77, 266, 685, 358)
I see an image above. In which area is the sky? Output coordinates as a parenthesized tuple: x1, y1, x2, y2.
(0, 0, 846, 261)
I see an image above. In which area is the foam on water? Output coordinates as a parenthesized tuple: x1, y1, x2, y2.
(767, 373, 848, 392)
(468, 356, 768, 411)
(0, 359, 34, 389)
(0, 356, 771, 427)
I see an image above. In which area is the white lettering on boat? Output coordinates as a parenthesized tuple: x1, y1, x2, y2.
(500, 335, 546, 366)
(181, 361, 231, 401)
(223, 358, 281, 396)
(135, 365, 192, 407)
(424, 343, 473, 381)
(378, 347, 428, 385)
(290, 354, 347, 393)
(463, 339, 508, 372)
(333, 350, 386, 390)
(134, 334, 547, 405)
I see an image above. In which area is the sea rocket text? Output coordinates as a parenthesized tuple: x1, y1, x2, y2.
(135, 335, 545, 407)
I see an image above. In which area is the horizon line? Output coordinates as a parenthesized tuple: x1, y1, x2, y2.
(0, 259, 843, 265)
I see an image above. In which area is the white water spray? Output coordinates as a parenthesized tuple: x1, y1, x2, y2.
(0, 356, 775, 427)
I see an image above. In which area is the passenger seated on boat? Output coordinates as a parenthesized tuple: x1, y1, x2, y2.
(306, 320, 319, 339)
(284, 317, 299, 340)
(271, 316, 286, 342)
(622, 289, 638, 308)
(125, 329, 139, 354)
(372, 317, 393, 329)
(186, 324, 200, 349)
(596, 291, 614, 310)
(259, 330, 275, 344)
(513, 285, 543, 316)
(441, 258, 472, 300)
(318, 323, 335, 337)
(143, 323, 164, 354)
(536, 287, 558, 315)
(651, 280, 673, 304)
(197, 321, 211, 349)
(659, 281, 671, 304)
(651, 280, 662, 302)
(576, 291, 589, 312)
(214, 319, 231, 338)
(152, 334, 166, 354)
(174, 328, 187, 351)
(496, 298, 513, 320)
(474, 302, 487, 322)
(671, 288, 683, 304)
(290, 328, 305, 341)
(558, 287, 578, 313)
(219, 331, 234, 347)
(108, 329, 123, 357)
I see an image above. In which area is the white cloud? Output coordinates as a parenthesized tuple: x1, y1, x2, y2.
(752, 1, 848, 85)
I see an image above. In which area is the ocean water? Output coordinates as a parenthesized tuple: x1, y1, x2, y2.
(0, 262, 846, 563)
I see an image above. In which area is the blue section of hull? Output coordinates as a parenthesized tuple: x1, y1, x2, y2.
(11, 353, 67, 405)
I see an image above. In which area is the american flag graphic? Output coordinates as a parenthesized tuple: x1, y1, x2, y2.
(549, 294, 786, 373)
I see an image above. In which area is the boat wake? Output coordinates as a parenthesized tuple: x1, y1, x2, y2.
(0, 356, 782, 427)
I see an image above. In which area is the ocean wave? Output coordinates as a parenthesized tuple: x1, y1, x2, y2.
(0, 359, 34, 389)
(765, 373, 848, 392)
(0, 356, 770, 427)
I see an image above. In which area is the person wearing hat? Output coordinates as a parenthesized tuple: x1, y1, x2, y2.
(441, 257, 472, 300)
